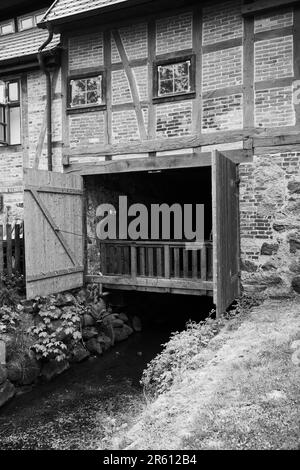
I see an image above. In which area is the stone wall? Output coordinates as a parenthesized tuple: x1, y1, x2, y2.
(240, 152, 300, 297)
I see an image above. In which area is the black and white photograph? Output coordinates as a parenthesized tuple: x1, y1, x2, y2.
(0, 0, 299, 455)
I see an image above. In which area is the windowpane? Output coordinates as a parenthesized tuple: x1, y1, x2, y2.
(0, 124, 5, 142)
(8, 82, 19, 102)
(35, 13, 45, 23)
(158, 60, 191, 97)
(9, 106, 21, 145)
(1, 22, 14, 35)
(70, 76, 102, 107)
(0, 84, 5, 104)
(19, 17, 34, 30)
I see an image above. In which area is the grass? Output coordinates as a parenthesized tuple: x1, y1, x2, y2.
(121, 299, 300, 450)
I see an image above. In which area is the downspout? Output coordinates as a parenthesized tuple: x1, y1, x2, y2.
(37, 24, 54, 171)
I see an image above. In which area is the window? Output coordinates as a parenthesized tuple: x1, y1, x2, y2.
(69, 74, 104, 109)
(0, 80, 21, 146)
(0, 20, 15, 36)
(154, 57, 195, 101)
(18, 10, 46, 31)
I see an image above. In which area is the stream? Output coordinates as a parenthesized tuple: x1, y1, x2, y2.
(0, 326, 171, 450)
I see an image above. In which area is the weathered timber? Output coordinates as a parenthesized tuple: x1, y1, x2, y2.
(24, 169, 84, 299)
(64, 150, 253, 175)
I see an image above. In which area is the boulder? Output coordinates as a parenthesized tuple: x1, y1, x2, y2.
(83, 314, 95, 327)
(114, 325, 133, 343)
(82, 326, 98, 340)
(41, 360, 69, 381)
(119, 313, 129, 323)
(7, 351, 40, 386)
(132, 316, 142, 332)
(0, 364, 7, 385)
(70, 343, 90, 363)
(292, 276, 300, 294)
(112, 318, 124, 328)
(86, 338, 102, 355)
(96, 334, 112, 351)
(0, 380, 15, 408)
(260, 243, 279, 256)
(76, 289, 87, 303)
(90, 299, 106, 321)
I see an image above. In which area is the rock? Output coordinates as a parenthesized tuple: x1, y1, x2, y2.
(102, 313, 116, 325)
(288, 181, 300, 195)
(241, 260, 257, 272)
(70, 343, 90, 363)
(0, 380, 15, 407)
(83, 314, 95, 327)
(90, 299, 106, 321)
(260, 243, 279, 256)
(76, 289, 87, 303)
(82, 326, 98, 340)
(119, 313, 129, 323)
(112, 318, 124, 328)
(273, 223, 286, 232)
(114, 325, 133, 343)
(41, 360, 69, 381)
(0, 364, 7, 385)
(289, 239, 300, 254)
(86, 338, 102, 355)
(96, 334, 112, 351)
(289, 260, 300, 274)
(261, 261, 277, 271)
(55, 293, 76, 307)
(132, 316, 142, 332)
(7, 351, 40, 386)
(292, 276, 300, 294)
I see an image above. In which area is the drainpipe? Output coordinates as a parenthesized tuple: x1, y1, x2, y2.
(38, 24, 54, 171)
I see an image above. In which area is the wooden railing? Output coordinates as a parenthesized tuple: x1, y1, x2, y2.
(0, 224, 25, 276)
(100, 240, 213, 281)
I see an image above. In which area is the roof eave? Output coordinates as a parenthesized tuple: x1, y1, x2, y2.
(38, 0, 153, 30)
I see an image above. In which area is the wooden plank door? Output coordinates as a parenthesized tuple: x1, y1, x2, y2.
(24, 168, 85, 299)
(212, 150, 240, 316)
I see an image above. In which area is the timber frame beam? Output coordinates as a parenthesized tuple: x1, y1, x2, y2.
(64, 150, 253, 176)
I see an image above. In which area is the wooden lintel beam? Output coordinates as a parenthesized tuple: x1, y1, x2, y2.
(65, 131, 252, 157)
(64, 150, 253, 176)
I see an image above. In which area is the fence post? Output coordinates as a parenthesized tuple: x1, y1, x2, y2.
(6, 224, 12, 276)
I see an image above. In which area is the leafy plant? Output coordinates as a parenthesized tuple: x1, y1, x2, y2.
(141, 293, 262, 398)
(29, 307, 82, 362)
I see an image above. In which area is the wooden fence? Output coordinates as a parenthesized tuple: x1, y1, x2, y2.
(0, 224, 25, 276)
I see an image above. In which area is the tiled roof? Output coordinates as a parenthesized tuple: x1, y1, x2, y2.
(0, 28, 60, 63)
(42, 0, 130, 22)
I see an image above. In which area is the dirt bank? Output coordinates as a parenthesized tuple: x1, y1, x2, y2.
(122, 300, 300, 450)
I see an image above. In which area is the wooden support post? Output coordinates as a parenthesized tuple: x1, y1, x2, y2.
(243, 15, 255, 129)
(0, 225, 3, 276)
(201, 244, 207, 281)
(192, 250, 198, 279)
(14, 224, 21, 273)
(6, 224, 12, 276)
(131, 245, 137, 279)
(164, 244, 170, 279)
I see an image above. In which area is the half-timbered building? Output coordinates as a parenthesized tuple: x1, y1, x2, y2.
(1, 0, 300, 313)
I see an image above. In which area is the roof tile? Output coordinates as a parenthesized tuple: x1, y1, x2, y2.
(0, 28, 60, 63)
(42, 0, 129, 22)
